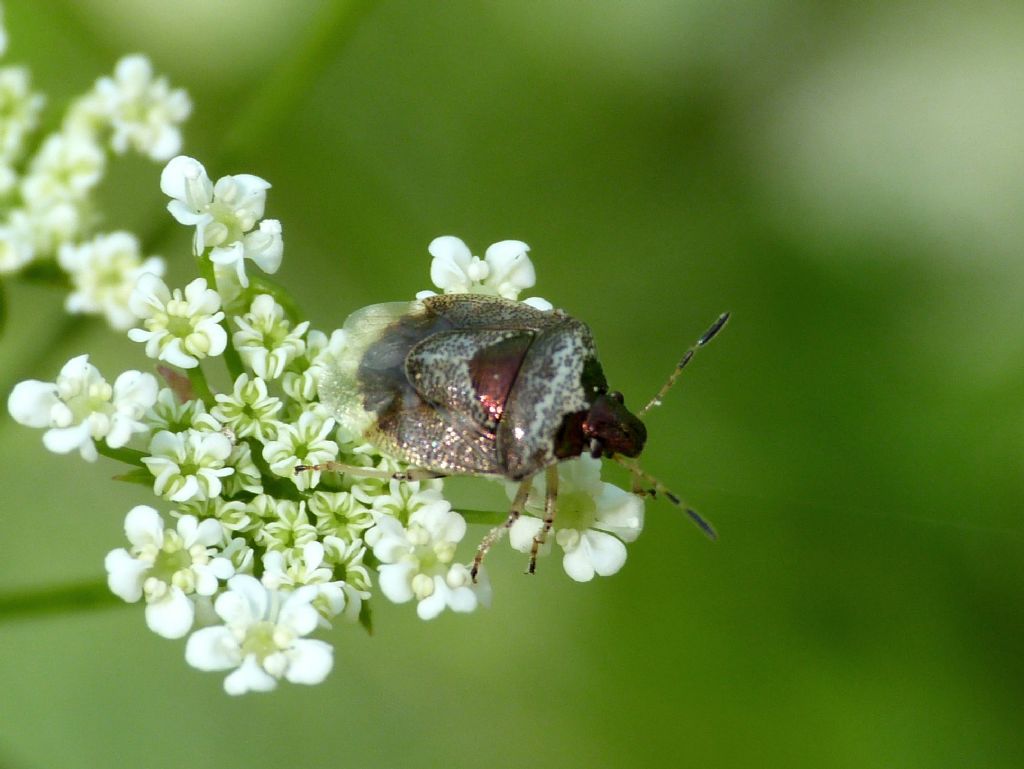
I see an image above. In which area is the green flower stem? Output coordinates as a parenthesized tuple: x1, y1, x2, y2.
(187, 364, 215, 406)
(197, 254, 245, 380)
(95, 442, 147, 467)
(216, 0, 378, 169)
(0, 577, 122, 623)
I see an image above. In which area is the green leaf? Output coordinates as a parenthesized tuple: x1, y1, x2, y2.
(358, 600, 374, 636)
(112, 468, 153, 487)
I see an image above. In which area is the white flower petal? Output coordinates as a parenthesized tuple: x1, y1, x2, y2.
(561, 541, 597, 582)
(584, 530, 629, 576)
(185, 626, 239, 671)
(123, 505, 164, 546)
(42, 422, 92, 455)
(509, 516, 544, 553)
(7, 380, 59, 427)
(378, 562, 415, 603)
(104, 548, 147, 602)
(145, 586, 195, 638)
(224, 655, 277, 695)
(284, 639, 333, 685)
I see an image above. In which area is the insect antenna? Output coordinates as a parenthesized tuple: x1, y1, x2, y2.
(638, 311, 730, 417)
(612, 455, 717, 540)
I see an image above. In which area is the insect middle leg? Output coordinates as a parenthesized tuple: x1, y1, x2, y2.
(528, 465, 559, 574)
(294, 461, 444, 483)
(470, 479, 532, 582)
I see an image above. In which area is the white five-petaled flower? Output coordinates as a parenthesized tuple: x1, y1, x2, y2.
(58, 231, 166, 330)
(185, 574, 333, 695)
(367, 503, 487, 620)
(233, 294, 309, 379)
(424, 235, 537, 300)
(160, 155, 270, 254)
(7, 354, 157, 461)
(211, 374, 282, 441)
(261, 410, 338, 490)
(261, 541, 349, 623)
(104, 506, 233, 638)
(91, 54, 191, 161)
(20, 130, 105, 210)
(508, 456, 644, 582)
(128, 273, 226, 368)
(142, 428, 234, 503)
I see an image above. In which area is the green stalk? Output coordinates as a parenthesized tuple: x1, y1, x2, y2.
(186, 364, 215, 406)
(94, 442, 147, 467)
(0, 578, 122, 623)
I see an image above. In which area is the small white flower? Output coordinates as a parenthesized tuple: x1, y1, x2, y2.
(160, 155, 270, 254)
(0, 66, 45, 175)
(21, 131, 105, 208)
(261, 541, 350, 623)
(146, 388, 212, 433)
(252, 496, 319, 551)
(426, 235, 536, 300)
(0, 210, 36, 274)
(176, 497, 254, 534)
(104, 506, 233, 638)
(7, 354, 157, 461)
(508, 456, 644, 582)
(127, 273, 226, 368)
(58, 231, 165, 330)
(209, 218, 283, 288)
(307, 490, 374, 541)
(367, 502, 483, 620)
(142, 428, 234, 502)
(185, 574, 333, 695)
(92, 54, 191, 161)
(233, 294, 309, 379)
(262, 410, 338, 490)
(211, 374, 282, 441)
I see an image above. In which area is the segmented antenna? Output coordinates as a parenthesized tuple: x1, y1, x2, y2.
(638, 312, 730, 417)
(613, 455, 717, 540)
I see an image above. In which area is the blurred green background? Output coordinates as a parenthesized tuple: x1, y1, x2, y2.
(1, 1, 1023, 767)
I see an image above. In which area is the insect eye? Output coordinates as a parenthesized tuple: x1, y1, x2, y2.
(610, 391, 625, 404)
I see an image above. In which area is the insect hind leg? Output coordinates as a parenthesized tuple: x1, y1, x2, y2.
(470, 478, 532, 582)
(294, 461, 444, 483)
(528, 465, 559, 574)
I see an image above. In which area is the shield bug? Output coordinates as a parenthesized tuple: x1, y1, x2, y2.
(303, 293, 728, 578)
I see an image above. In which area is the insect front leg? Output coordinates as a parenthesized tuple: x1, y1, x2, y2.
(470, 478, 533, 582)
(293, 461, 444, 483)
(528, 464, 559, 574)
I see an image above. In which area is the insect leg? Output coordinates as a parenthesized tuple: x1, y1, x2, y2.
(528, 465, 559, 574)
(293, 461, 443, 482)
(470, 478, 533, 582)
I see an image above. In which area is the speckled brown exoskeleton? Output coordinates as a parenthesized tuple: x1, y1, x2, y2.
(301, 293, 728, 578)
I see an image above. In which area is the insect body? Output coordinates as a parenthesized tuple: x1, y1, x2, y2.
(313, 293, 728, 577)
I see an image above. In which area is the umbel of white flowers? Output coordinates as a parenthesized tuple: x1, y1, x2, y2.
(0, 8, 191, 330)
(6, 149, 645, 694)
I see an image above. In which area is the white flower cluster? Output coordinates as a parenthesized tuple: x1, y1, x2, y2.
(6, 150, 645, 693)
(0, 17, 189, 330)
